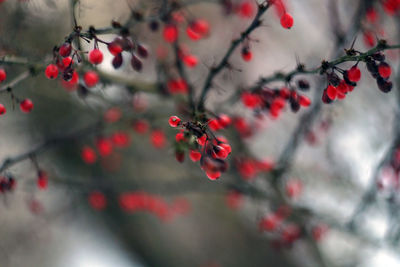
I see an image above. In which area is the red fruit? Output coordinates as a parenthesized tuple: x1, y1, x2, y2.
(378, 62, 391, 78)
(96, 138, 113, 157)
(81, 146, 97, 164)
(206, 171, 221, 180)
(189, 150, 202, 162)
(37, 171, 48, 190)
(175, 132, 185, 142)
(192, 19, 209, 35)
(326, 85, 337, 100)
(208, 118, 221, 131)
(45, 64, 59, 79)
(280, 13, 294, 29)
(88, 191, 107, 210)
(298, 95, 311, 107)
(183, 54, 198, 67)
(133, 120, 149, 134)
(169, 116, 181, 127)
(241, 92, 260, 108)
(218, 114, 231, 128)
(220, 143, 232, 155)
(167, 78, 188, 94)
(108, 41, 123, 56)
(60, 57, 73, 70)
(61, 70, 79, 90)
(337, 80, 349, 94)
(241, 47, 252, 61)
(238, 1, 254, 18)
(347, 66, 361, 82)
(186, 26, 201, 41)
(366, 7, 378, 23)
(111, 132, 130, 147)
(59, 42, 72, 57)
(163, 24, 178, 43)
(197, 134, 207, 146)
(0, 104, 6, 115)
(285, 179, 302, 198)
(213, 145, 228, 159)
(20, 99, 33, 113)
(151, 130, 166, 148)
(226, 190, 243, 210)
(0, 69, 6, 82)
(175, 151, 185, 163)
(104, 107, 122, 123)
(259, 214, 279, 232)
(237, 159, 257, 180)
(89, 48, 104, 65)
(84, 71, 99, 87)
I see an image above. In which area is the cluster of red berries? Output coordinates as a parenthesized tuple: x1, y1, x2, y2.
(259, 206, 302, 247)
(81, 132, 131, 164)
(119, 192, 190, 221)
(169, 115, 232, 180)
(366, 52, 393, 93)
(241, 85, 311, 118)
(107, 36, 148, 71)
(0, 174, 16, 193)
(322, 62, 363, 103)
(162, 16, 210, 43)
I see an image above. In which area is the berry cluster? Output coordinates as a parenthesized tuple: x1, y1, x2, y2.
(119, 192, 190, 221)
(241, 85, 311, 118)
(169, 115, 232, 180)
(366, 52, 393, 93)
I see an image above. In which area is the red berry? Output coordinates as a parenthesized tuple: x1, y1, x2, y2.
(20, 99, 33, 113)
(218, 114, 231, 128)
(189, 150, 202, 162)
(104, 107, 122, 123)
(37, 171, 48, 190)
(163, 24, 178, 43)
(108, 41, 123, 56)
(378, 62, 392, 78)
(280, 13, 294, 29)
(326, 85, 337, 100)
(0, 104, 6, 115)
(167, 78, 188, 94)
(175, 132, 185, 142)
(59, 42, 72, 57)
(45, 64, 59, 79)
(84, 71, 99, 87)
(186, 26, 201, 41)
(366, 7, 378, 23)
(111, 132, 130, 147)
(298, 95, 311, 107)
(169, 116, 181, 127)
(0, 69, 6, 82)
(197, 134, 207, 146)
(238, 1, 254, 18)
(226, 190, 243, 210)
(61, 70, 79, 90)
(347, 66, 361, 82)
(241, 92, 261, 108)
(285, 179, 302, 198)
(192, 19, 209, 36)
(96, 138, 113, 157)
(241, 47, 252, 61)
(206, 171, 221, 180)
(133, 120, 149, 134)
(88, 191, 107, 210)
(89, 49, 104, 65)
(151, 130, 166, 148)
(208, 118, 221, 131)
(259, 214, 279, 232)
(81, 146, 97, 164)
(183, 54, 198, 67)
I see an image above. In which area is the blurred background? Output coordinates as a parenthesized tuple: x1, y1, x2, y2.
(0, 0, 400, 266)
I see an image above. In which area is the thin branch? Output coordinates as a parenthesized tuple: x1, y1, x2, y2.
(197, 2, 272, 111)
